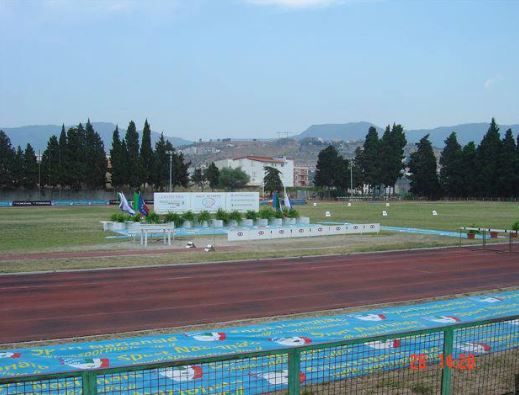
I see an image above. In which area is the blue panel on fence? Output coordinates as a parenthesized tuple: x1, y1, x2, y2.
(0, 202, 11, 207)
(1, 290, 518, 394)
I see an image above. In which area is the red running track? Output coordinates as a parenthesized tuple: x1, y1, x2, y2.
(1, 247, 518, 344)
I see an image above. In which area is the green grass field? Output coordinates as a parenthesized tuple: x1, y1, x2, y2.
(0, 201, 517, 254)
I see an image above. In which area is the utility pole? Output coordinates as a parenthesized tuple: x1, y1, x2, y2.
(350, 163, 353, 197)
(37, 150, 42, 199)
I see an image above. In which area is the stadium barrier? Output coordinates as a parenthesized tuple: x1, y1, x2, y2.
(1, 314, 518, 395)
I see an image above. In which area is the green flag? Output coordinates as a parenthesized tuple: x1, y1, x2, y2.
(133, 192, 139, 211)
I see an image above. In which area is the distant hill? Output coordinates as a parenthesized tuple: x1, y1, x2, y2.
(296, 121, 519, 147)
(1, 122, 191, 152)
(297, 122, 383, 142)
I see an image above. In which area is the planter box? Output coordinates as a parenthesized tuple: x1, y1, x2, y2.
(199, 221, 209, 228)
(297, 216, 310, 225)
(283, 218, 297, 226)
(490, 231, 498, 239)
(111, 222, 126, 231)
(270, 218, 283, 227)
(467, 233, 476, 240)
(100, 221, 111, 231)
(212, 219, 224, 228)
(240, 219, 254, 227)
(228, 220, 239, 228)
(182, 221, 192, 228)
(256, 219, 269, 227)
(511, 232, 518, 239)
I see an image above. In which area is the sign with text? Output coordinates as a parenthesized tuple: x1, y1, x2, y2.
(154, 192, 259, 214)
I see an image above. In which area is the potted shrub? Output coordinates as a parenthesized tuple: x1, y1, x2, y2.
(110, 213, 131, 230)
(283, 208, 299, 225)
(489, 230, 499, 239)
(241, 210, 257, 227)
(197, 211, 212, 227)
(511, 221, 519, 238)
(146, 212, 161, 224)
(467, 229, 478, 240)
(182, 211, 196, 228)
(257, 207, 274, 226)
(213, 208, 228, 227)
(270, 210, 284, 226)
(228, 210, 242, 227)
(164, 212, 182, 227)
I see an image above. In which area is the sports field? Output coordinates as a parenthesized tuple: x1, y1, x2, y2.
(0, 201, 517, 273)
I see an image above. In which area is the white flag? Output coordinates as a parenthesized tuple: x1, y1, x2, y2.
(284, 191, 292, 209)
(118, 192, 136, 215)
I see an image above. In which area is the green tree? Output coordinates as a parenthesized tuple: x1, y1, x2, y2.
(191, 167, 206, 190)
(152, 133, 176, 191)
(57, 124, 67, 188)
(475, 118, 502, 197)
(85, 120, 107, 189)
(218, 167, 250, 191)
(140, 119, 154, 186)
(357, 126, 380, 188)
(124, 121, 140, 188)
(204, 162, 220, 191)
(0, 130, 15, 190)
(498, 129, 518, 197)
(379, 124, 407, 194)
(23, 143, 39, 190)
(439, 132, 464, 197)
(110, 126, 126, 189)
(174, 152, 190, 188)
(460, 142, 477, 197)
(12, 146, 25, 188)
(40, 135, 61, 188)
(408, 135, 441, 199)
(314, 145, 341, 189)
(64, 124, 87, 190)
(263, 166, 283, 196)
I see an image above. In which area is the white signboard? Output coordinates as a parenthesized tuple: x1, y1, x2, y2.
(227, 223, 380, 241)
(154, 192, 259, 214)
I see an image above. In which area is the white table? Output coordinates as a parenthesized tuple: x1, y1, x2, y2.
(139, 225, 175, 247)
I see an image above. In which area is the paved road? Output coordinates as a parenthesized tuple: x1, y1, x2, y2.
(1, 247, 518, 343)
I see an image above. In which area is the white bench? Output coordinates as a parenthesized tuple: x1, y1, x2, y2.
(139, 224, 175, 247)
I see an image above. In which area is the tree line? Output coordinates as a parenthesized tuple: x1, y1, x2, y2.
(0, 120, 190, 192)
(314, 119, 519, 199)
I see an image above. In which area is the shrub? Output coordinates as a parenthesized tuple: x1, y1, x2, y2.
(512, 221, 519, 231)
(215, 208, 229, 223)
(287, 208, 299, 218)
(197, 210, 212, 223)
(131, 213, 142, 222)
(110, 213, 130, 222)
(228, 210, 242, 222)
(146, 212, 161, 224)
(163, 212, 183, 227)
(182, 210, 196, 223)
(259, 207, 275, 219)
(274, 210, 284, 219)
(245, 210, 258, 220)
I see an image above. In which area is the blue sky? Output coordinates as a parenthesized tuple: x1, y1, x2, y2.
(1, 0, 518, 139)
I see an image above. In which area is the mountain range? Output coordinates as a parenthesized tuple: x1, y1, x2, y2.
(0, 122, 191, 153)
(296, 122, 519, 146)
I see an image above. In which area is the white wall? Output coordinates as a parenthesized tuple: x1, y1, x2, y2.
(215, 158, 294, 187)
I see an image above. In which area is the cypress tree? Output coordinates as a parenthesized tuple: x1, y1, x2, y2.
(174, 152, 190, 188)
(476, 118, 502, 197)
(263, 166, 284, 196)
(358, 126, 380, 188)
(110, 126, 126, 189)
(191, 168, 206, 191)
(84, 120, 106, 189)
(460, 142, 477, 197)
(23, 143, 39, 190)
(58, 125, 67, 188)
(140, 119, 154, 187)
(380, 124, 407, 194)
(498, 129, 518, 198)
(40, 135, 60, 188)
(439, 132, 464, 197)
(152, 133, 169, 191)
(314, 145, 341, 189)
(12, 146, 25, 188)
(408, 135, 441, 199)
(125, 121, 140, 189)
(204, 162, 220, 191)
(0, 130, 16, 190)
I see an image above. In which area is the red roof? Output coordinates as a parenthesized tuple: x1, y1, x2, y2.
(233, 155, 288, 164)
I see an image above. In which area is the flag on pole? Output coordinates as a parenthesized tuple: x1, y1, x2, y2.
(118, 192, 136, 215)
(284, 190, 292, 210)
(137, 192, 150, 216)
(272, 191, 281, 212)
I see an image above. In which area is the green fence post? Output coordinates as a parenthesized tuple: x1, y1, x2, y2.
(288, 349, 301, 395)
(82, 371, 97, 395)
(441, 327, 454, 395)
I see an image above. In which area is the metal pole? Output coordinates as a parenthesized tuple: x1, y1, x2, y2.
(350, 164, 353, 197)
(38, 150, 41, 199)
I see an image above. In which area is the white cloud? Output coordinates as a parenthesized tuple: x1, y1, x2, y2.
(243, 0, 341, 9)
(484, 74, 503, 89)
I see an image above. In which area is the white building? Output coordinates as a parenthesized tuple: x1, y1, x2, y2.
(214, 156, 294, 187)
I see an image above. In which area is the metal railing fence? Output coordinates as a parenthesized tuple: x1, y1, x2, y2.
(1, 314, 518, 395)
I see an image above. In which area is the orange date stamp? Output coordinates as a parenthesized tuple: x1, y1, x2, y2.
(410, 353, 476, 370)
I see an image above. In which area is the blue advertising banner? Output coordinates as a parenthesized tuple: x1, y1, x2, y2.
(1, 290, 518, 394)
